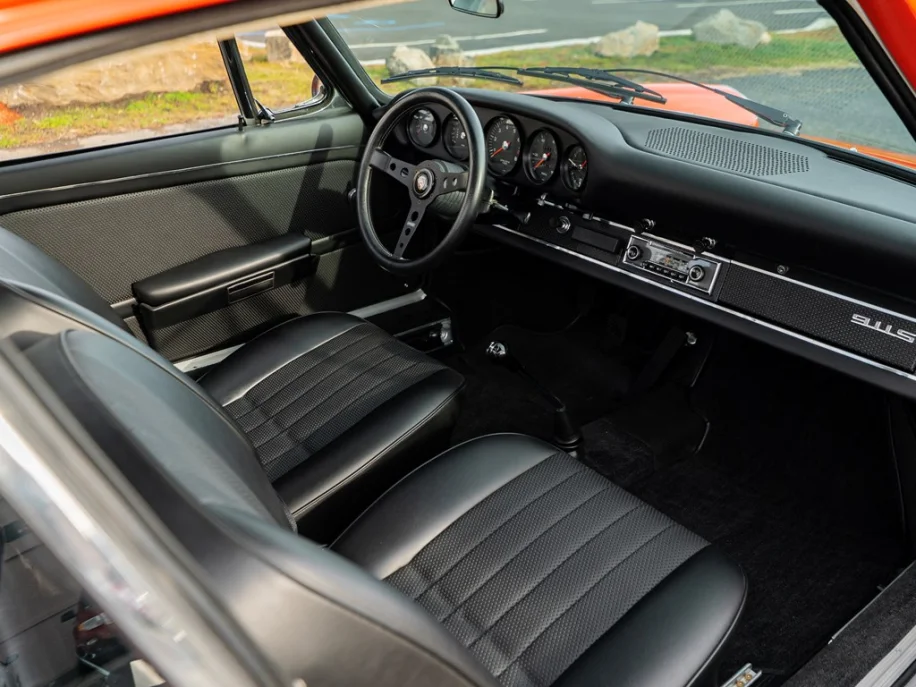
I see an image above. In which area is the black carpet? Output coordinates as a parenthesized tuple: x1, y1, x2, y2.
(448, 321, 906, 684)
(583, 334, 906, 682)
(446, 322, 632, 443)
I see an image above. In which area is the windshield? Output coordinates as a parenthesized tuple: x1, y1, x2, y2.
(331, 0, 916, 167)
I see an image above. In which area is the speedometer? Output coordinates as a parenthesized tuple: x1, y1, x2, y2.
(486, 116, 521, 176)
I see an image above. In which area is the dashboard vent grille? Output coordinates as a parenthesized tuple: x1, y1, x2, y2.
(644, 127, 810, 176)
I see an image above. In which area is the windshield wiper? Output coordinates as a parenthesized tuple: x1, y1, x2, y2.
(598, 68, 802, 135)
(517, 66, 666, 104)
(382, 65, 666, 104)
(382, 66, 523, 86)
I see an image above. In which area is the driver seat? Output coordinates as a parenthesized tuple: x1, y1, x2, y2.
(0, 224, 464, 541)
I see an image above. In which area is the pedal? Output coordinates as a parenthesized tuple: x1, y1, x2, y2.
(720, 664, 762, 687)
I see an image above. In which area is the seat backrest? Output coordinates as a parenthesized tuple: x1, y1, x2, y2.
(21, 329, 497, 687)
(0, 224, 126, 331)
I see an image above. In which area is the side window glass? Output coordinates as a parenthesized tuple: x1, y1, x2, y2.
(235, 27, 327, 116)
(0, 37, 236, 163)
(0, 502, 167, 686)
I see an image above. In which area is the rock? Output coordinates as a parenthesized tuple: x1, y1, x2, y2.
(265, 29, 293, 62)
(386, 46, 437, 84)
(428, 35, 474, 67)
(0, 42, 228, 108)
(594, 21, 659, 58)
(693, 9, 769, 49)
(0, 103, 20, 125)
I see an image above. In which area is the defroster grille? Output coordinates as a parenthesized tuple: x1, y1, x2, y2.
(644, 127, 810, 177)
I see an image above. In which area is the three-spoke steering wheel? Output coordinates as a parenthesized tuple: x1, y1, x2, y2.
(356, 88, 488, 275)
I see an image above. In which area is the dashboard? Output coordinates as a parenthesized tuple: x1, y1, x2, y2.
(390, 88, 916, 402)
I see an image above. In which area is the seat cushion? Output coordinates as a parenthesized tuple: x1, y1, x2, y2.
(200, 312, 464, 541)
(334, 434, 746, 687)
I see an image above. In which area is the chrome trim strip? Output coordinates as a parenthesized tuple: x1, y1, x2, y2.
(855, 620, 916, 687)
(492, 224, 916, 384)
(733, 260, 916, 325)
(173, 290, 427, 373)
(349, 289, 427, 319)
(174, 344, 243, 373)
(0, 144, 361, 201)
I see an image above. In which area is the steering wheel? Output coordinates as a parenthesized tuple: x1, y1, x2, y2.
(356, 87, 488, 275)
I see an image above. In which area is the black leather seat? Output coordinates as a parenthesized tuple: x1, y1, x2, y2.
(335, 433, 747, 687)
(24, 329, 747, 687)
(0, 225, 463, 540)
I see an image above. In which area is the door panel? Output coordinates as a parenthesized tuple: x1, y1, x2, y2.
(0, 113, 410, 361)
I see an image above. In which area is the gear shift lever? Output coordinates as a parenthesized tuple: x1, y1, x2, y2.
(486, 341, 583, 454)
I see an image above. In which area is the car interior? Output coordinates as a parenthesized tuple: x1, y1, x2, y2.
(3, 2, 916, 686)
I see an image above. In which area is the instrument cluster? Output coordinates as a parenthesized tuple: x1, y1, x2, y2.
(405, 107, 588, 193)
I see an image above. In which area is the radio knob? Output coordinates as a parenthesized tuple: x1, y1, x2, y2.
(688, 265, 706, 282)
(625, 245, 642, 261)
(551, 215, 572, 235)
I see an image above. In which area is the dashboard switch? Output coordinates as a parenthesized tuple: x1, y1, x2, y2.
(551, 215, 572, 235)
(626, 245, 642, 261)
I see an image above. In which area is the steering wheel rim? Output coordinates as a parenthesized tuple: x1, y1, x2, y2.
(356, 87, 488, 275)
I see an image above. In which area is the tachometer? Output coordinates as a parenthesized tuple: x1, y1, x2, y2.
(443, 115, 469, 161)
(486, 116, 521, 176)
(526, 130, 559, 184)
(407, 108, 438, 148)
(563, 145, 588, 191)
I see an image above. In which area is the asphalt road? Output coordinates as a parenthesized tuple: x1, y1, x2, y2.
(324, 0, 832, 61)
(729, 68, 916, 154)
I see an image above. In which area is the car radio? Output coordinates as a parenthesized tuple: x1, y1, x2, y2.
(622, 235, 722, 296)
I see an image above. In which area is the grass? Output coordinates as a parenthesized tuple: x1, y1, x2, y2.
(0, 29, 859, 153)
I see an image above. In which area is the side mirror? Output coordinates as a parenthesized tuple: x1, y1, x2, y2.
(449, 0, 504, 19)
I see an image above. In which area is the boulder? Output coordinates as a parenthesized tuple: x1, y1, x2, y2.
(594, 21, 659, 58)
(692, 9, 770, 49)
(0, 42, 227, 107)
(386, 46, 437, 84)
(428, 35, 474, 67)
(265, 29, 294, 62)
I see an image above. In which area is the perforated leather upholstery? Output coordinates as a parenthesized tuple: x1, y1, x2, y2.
(336, 434, 747, 687)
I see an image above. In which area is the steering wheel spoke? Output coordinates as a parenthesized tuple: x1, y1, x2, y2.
(393, 202, 426, 258)
(433, 170, 469, 197)
(369, 150, 416, 187)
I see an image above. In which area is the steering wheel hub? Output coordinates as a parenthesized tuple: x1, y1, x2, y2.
(413, 168, 435, 199)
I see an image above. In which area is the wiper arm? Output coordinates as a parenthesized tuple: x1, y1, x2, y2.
(382, 65, 665, 104)
(599, 68, 803, 135)
(519, 66, 666, 104)
(382, 66, 523, 86)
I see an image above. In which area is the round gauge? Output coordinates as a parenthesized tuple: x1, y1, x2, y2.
(563, 145, 588, 191)
(526, 130, 560, 184)
(407, 108, 438, 148)
(486, 116, 522, 176)
(443, 115, 469, 161)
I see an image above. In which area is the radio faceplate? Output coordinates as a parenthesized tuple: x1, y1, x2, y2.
(622, 236, 722, 296)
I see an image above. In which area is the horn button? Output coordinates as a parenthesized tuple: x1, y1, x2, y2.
(413, 168, 435, 199)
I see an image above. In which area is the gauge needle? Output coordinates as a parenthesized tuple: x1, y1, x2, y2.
(490, 147, 504, 157)
(534, 153, 550, 169)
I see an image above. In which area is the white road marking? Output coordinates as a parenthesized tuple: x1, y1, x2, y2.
(676, 0, 812, 6)
(348, 29, 547, 50)
(461, 29, 692, 57)
(773, 7, 825, 13)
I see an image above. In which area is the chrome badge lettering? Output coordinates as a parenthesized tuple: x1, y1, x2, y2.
(851, 314, 916, 344)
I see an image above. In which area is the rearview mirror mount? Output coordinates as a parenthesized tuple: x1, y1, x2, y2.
(449, 0, 504, 19)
